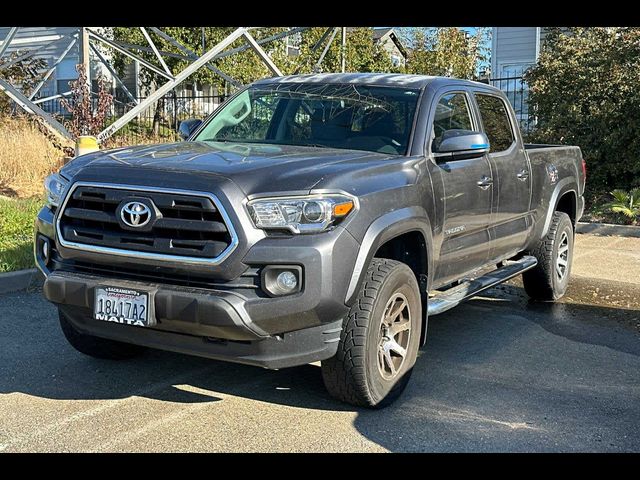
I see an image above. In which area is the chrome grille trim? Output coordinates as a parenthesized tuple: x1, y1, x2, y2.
(55, 182, 239, 266)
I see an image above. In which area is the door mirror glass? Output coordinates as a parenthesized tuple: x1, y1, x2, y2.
(178, 119, 203, 140)
(434, 129, 490, 160)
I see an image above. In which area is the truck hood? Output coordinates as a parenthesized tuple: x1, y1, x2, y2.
(61, 141, 396, 194)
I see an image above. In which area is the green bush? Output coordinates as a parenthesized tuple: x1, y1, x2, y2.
(603, 188, 640, 225)
(524, 28, 640, 194)
(0, 197, 43, 272)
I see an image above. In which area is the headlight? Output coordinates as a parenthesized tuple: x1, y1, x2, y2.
(44, 173, 68, 208)
(247, 194, 355, 234)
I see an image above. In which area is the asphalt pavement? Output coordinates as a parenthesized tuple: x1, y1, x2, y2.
(0, 233, 638, 452)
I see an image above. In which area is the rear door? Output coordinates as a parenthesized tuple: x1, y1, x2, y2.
(428, 89, 493, 285)
(472, 91, 532, 262)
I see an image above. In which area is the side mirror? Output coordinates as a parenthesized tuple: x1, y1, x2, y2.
(178, 119, 203, 140)
(434, 130, 490, 160)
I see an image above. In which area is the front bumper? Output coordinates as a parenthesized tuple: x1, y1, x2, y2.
(36, 203, 357, 368)
(57, 289, 343, 370)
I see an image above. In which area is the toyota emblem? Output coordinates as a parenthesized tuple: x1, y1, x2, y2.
(120, 201, 152, 228)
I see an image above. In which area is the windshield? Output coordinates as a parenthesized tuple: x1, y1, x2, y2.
(192, 83, 421, 155)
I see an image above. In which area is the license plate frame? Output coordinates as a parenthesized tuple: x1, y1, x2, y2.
(93, 286, 155, 327)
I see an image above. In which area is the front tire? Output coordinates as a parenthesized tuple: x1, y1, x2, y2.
(523, 211, 574, 301)
(59, 309, 146, 360)
(321, 258, 422, 408)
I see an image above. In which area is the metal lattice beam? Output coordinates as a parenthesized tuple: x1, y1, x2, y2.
(29, 36, 78, 100)
(314, 27, 340, 73)
(87, 28, 174, 81)
(242, 30, 283, 76)
(90, 43, 138, 105)
(139, 27, 172, 77)
(0, 26, 344, 147)
(0, 77, 72, 140)
(98, 27, 247, 141)
(0, 27, 18, 58)
(147, 28, 242, 88)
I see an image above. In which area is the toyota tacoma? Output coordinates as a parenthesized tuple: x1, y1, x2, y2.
(35, 74, 586, 407)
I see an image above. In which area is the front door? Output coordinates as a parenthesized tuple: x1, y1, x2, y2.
(473, 92, 532, 261)
(429, 91, 493, 285)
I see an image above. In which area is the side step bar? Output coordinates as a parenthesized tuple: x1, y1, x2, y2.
(427, 255, 538, 316)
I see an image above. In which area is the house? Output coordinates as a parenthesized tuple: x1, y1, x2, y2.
(490, 27, 555, 131)
(490, 27, 554, 78)
(2, 27, 406, 120)
(0, 27, 225, 118)
(373, 28, 407, 68)
(0, 27, 84, 100)
(0, 26, 128, 114)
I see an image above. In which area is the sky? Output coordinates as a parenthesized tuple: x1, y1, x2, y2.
(381, 26, 492, 72)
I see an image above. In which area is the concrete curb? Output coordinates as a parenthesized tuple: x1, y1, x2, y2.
(577, 221, 640, 238)
(0, 269, 43, 295)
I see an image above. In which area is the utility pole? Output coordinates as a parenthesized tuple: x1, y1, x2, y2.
(341, 27, 346, 73)
(79, 27, 91, 91)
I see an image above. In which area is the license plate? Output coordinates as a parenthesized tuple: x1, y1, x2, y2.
(94, 286, 154, 327)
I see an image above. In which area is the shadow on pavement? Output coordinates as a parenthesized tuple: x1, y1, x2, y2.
(1, 283, 639, 451)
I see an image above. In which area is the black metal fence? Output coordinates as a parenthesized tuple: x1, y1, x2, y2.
(489, 76, 535, 135)
(35, 91, 227, 145)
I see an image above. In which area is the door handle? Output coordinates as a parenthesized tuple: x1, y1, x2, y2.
(517, 169, 530, 181)
(477, 175, 493, 190)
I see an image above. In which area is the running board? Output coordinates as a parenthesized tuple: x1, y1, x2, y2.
(427, 255, 538, 316)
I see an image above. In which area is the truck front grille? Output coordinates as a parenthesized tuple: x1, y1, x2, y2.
(57, 184, 237, 263)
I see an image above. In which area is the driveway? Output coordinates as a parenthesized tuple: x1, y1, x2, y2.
(0, 233, 638, 452)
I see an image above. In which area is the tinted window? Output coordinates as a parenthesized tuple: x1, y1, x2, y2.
(475, 94, 515, 153)
(193, 84, 421, 155)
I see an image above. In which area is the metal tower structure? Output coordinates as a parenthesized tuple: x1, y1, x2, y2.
(0, 27, 347, 144)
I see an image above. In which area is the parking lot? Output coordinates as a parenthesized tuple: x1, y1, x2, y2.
(0, 233, 638, 452)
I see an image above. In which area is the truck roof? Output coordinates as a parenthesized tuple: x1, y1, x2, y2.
(252, 73, 496, 91)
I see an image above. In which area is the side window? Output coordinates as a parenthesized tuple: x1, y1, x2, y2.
(475, 94, 515, 153)
(431, 92, 473, 152)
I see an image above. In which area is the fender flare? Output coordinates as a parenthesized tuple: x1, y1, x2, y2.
(540, 177, 576, 239)
(344, 206, 434, 305)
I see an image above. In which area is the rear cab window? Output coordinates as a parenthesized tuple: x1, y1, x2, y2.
(474, 93, 516, 153)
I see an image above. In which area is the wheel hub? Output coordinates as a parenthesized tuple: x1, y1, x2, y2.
(377, 292, 411, 380)
(556, 231, 570, 282)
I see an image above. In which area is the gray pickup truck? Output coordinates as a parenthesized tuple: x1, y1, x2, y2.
(36, 73, 586, 407)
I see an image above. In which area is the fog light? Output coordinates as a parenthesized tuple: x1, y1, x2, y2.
(42, 239, 49, 262)
(277, 271, 298, 291)
(37, 235, 51, 266)
(261, 265, 303, 297)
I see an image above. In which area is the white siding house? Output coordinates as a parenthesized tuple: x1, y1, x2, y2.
(491, 27, 543, 78)
(490, 27, 553, 131)
(0, 27, 82, 98)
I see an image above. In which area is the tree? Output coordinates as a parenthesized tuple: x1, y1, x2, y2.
(109, 27, 286, 133)
(399, 27, 489, 79)
(524, 27, 640, 193)
(60, 65, 113, 139)
(271, 27, 396, 75)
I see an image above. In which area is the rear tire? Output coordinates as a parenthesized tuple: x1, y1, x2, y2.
(321, 258, 422, 408)
(59, 309, 146, 360)
(523, 211, 574, 301)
